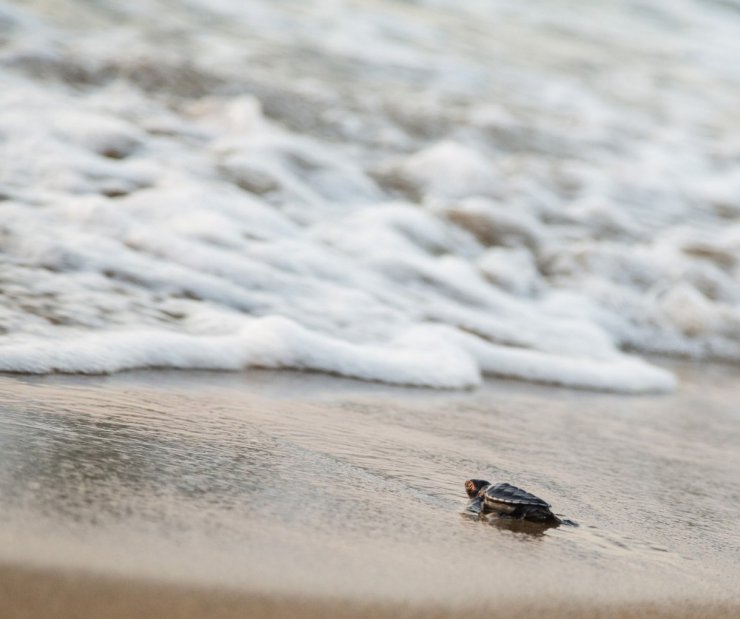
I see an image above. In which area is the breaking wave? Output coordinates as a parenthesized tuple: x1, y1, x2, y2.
(1, 0, 739, 392)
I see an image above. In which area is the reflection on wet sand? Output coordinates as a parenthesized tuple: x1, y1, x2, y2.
(460, 511, 562, 538)
(1, 400, 279, 535)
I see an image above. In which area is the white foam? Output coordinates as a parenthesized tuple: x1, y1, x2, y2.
(0, 318, 481, 389)
(1, 0, 740, 392)
(386, 141, 498, 200)
(451, 328, 676, 394)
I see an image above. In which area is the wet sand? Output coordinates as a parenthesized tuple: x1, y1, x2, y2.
(2, 563, 738, 619)
(0, 363, 739, 617)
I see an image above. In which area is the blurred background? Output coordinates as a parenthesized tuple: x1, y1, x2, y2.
(1, 0, 739, 391)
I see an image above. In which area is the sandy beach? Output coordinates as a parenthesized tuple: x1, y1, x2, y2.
(1, 362, 738, 618)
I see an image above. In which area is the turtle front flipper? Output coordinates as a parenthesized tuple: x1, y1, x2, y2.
(467, 496, 485, 516)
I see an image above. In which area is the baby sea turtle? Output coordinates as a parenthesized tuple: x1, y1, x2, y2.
(465, 479, 562, 524)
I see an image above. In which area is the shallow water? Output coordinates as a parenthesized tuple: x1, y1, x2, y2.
(0, 363, 738, 606)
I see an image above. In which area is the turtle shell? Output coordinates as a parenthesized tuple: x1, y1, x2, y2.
(482, 483, 550, 508)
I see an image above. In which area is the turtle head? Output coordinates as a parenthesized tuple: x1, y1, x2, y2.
(465, 479, 490, 498)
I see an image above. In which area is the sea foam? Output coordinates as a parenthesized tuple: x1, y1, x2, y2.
(1, 0, 739, 392)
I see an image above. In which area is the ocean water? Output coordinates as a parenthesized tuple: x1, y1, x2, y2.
(1, 0, 739, 391)
(0, 366, 739, 604)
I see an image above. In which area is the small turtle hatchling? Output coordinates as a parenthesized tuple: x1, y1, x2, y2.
(465, 478, 562, 524)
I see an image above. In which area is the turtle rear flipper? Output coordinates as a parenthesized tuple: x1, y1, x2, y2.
(515, 504, 561, 524)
